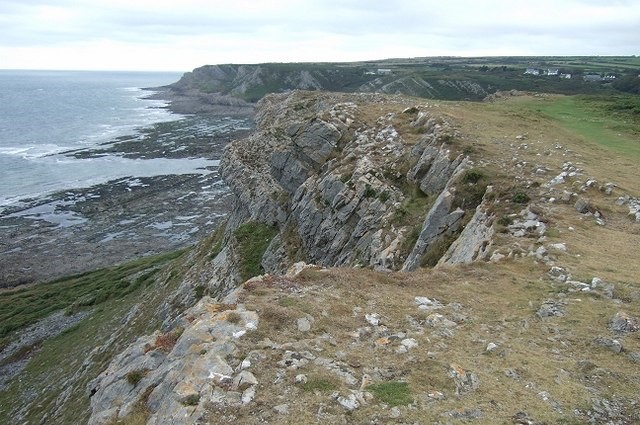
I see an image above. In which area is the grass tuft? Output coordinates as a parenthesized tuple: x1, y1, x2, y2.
(368, 381, 413, 407)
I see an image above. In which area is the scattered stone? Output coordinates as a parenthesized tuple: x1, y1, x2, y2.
(512, 411, 540, 425)
(427, 390, 445, 401)
(548, 266, 568, 282)
(609, 311, 639, 333)
(414, 297, 443, 310)
(504, 369, 520, 380)
(295, 374, 308, 384)
(365, 313, 381, 326)
(297, 317, 312, 332)
(550, 243, 566, 252)
(486, 342, 499, 352)
(574, 198, 591, 214)
(273, 404, 289, 415)
(401, 338, 418, 350)
(536, 300, 566, 318)
(389, 406, 401, 418)
(445, 408, 483, 420)
(426, 313, 457, 328)
(241, 385, 256, 404)
(591, 277, 603, 288)
(549, 172, 568, 186)
(593, 337, 623, 354)
(448, 363, 479, 395)
(490, 252, 506, 262)
(232, 370, 258, 391)
(333, 392, 360, 411)
(628, 352, 640, 363)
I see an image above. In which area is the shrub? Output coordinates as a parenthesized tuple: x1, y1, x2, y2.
(180, 394, 200, 406)
(363, 184, 377, 198)
(512, 191, 530, 204)
(497, 215, 513, 226)
(226, 311, 242, 324)
(126, 370, 147, 386)
(193, 285, 206, 300)
(462, 169, 484, 184)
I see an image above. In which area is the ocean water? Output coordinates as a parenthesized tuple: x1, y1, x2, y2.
(0, 70, 219, 207)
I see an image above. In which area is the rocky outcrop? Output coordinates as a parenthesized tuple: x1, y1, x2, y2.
(401, 189, 465, 272)
(183, 91, 493, 292)
(88, 91, 497, 425)
(88, 293, 258, 425)
(438, 188, 495, 265)
(166, 63, 494, 104)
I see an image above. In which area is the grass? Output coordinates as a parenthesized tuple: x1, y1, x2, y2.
(368, 381, 413, 406)
(0, 249, 190, 425)
(233, 221, 279, 281)
(530, 95, 640, 159)
(0, 249, 185, 338)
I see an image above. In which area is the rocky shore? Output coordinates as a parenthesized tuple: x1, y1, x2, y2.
(0, 114, 253, 287)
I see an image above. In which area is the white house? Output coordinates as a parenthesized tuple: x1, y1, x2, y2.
(524, 68, 540, 75)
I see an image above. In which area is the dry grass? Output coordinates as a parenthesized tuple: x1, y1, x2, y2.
(220, 255, 639, 423)
(200, 93, 640, 424)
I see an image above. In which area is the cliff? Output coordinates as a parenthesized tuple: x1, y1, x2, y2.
(162, 63, 492, 106)
(3, 90, 640, 425)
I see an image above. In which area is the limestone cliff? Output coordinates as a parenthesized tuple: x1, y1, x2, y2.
(86, 91, 496, 424)
(164, 64, 493, 105)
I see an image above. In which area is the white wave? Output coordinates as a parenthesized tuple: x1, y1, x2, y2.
(0, 144, 74, 158)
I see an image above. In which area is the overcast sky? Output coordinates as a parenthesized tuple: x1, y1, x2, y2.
(1, 0, 639, 72)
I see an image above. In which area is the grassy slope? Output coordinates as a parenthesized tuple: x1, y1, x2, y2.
(530, 96, 640, 159)
(0, 251, 190, 424)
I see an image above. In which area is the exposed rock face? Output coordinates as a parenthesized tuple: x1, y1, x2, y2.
(167, 64, 493, 104)
(438, 189, 495, 265)
(88, 295, 258, 425)
(402, 189, 465, 272)
(87, 91, 497, 425)
(196, 91, 488, 291)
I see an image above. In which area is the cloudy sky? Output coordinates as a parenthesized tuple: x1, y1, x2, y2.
(1, 0, 639, 72)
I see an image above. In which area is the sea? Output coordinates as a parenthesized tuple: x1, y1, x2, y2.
(0, 70, 219, 209)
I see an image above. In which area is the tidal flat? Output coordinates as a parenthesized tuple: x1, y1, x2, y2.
(0, 116, 253, 287)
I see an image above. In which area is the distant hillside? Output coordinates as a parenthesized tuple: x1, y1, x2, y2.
(163, 56, 640, 105)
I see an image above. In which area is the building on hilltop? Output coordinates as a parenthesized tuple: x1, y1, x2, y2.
(583, 74, 602, 82)
(524, 67, 540, 75)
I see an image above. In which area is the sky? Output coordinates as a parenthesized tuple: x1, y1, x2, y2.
(0, 0, 639, 72)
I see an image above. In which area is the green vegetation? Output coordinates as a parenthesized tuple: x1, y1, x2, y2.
(512, 191, 531, 204)
(180, 394, 200, 406)
(301, 376, 339, 393)
(453, 169, 488, 210)
(126, 369, 147, 386)
(0, 250, 185, 338)
(0, 248, 188, 425)
(233, 221, 279, 281)
(368, 381, 413, 406)
(528, 95, 640, 159)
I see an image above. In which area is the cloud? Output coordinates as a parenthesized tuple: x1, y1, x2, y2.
(0, 0, 638, 71)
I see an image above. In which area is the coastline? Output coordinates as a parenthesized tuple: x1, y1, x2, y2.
(0, 96, 255, 287)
